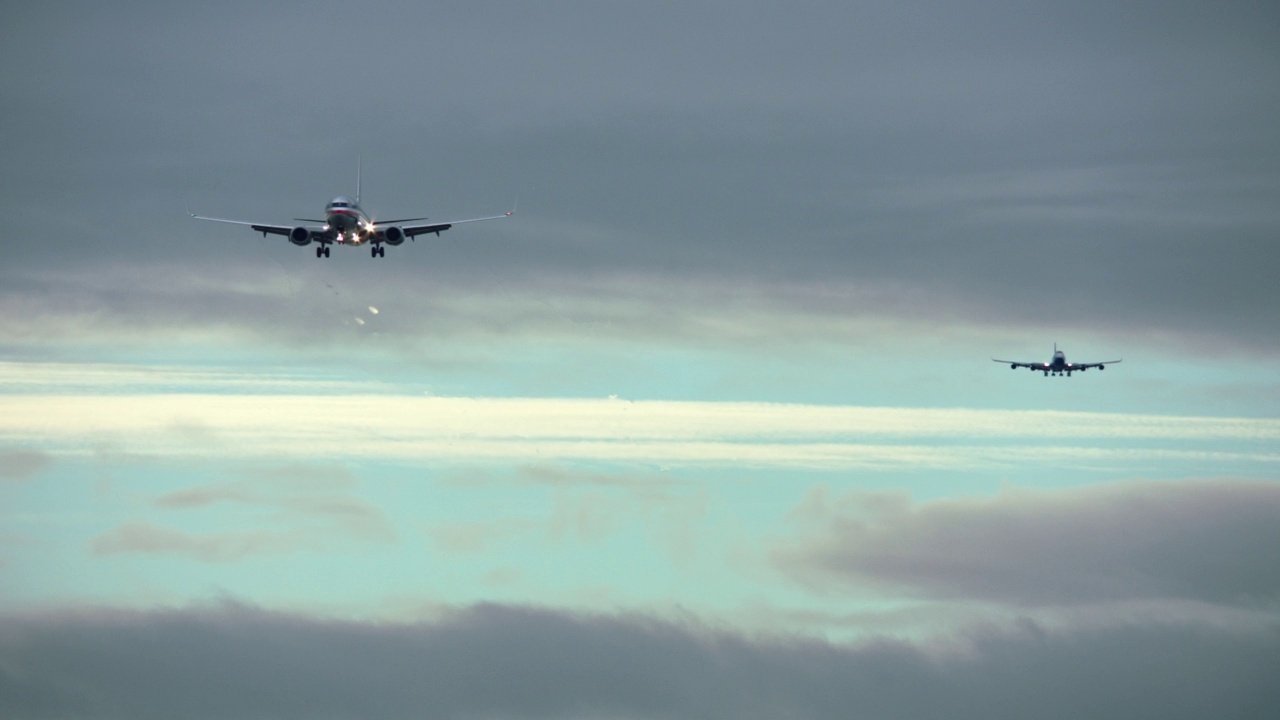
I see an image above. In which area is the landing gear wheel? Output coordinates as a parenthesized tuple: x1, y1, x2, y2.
(316, 246, 323, 258)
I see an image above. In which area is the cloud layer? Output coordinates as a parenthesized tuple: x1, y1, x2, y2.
(0, 451, 52, 481)
(2, 602, 1277, 720)
(88, 472, 396, 563)
(775, 480, 1280, 606)
(4, 390, 1277, 469)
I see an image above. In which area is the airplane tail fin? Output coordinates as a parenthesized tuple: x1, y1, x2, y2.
(356, 156, 362, 204)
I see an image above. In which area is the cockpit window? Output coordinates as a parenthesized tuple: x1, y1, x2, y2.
(331, 202, 348, 208)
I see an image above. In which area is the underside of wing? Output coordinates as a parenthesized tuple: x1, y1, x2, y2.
(399, 210, 514, 239)
(192, 213, 296, 236)
(250, 224, 295, 237)
(401, 222, 454, 239)
(1076, 360, 1123, 369)
(374, 217, 431, 226)
(191, 212, 331, 241)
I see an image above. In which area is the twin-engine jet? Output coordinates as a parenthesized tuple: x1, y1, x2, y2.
(191, 165, 512, 258)
(993, 345, 1121, 377)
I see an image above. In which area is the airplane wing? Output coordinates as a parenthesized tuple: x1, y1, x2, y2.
(396, 209, 515, 239)
(372, 217, 431, 226)
(992, 358, 1044, 369)
(190, 213, 333, 243)
(1072, 359, 1122, 370)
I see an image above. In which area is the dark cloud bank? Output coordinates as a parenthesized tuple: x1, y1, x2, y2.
(4, 1, 1279, 354)
(777, 479, 1280, 606)
(2, 601, 1277, 720)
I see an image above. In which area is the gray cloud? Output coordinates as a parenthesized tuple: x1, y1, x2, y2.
(90, 469, 396, 562)
(774, 480, 1280, 606)
(89, 522, 299, 564)
(0, 257, 1259, 372)
(1, 601, 1277, 720)
(0, 450, 52, 481)
(425, 519, 541, 556)
(2, 1, 1278, 353)
(154, 481, 394, 543)
(427, 469, 707, 564)
(155, 471, 396, 543)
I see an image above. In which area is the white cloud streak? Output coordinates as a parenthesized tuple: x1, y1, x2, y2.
(2, 392, 1277, 470)
(0, 361, 366, 395)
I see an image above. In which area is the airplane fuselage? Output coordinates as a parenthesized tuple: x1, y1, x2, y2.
(1037, 351, 1086, 376)
(1010, 351, 1078, 375)
(325, 196, 370, 243)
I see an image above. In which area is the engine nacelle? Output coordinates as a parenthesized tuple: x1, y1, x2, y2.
(1098, 364, 1105, 371)
(383, 226, 406, 246)
(289, 226, 313, 246)
(1010, 364, 1017, 370)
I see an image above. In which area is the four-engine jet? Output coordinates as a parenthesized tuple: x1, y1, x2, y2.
(993, 344, 1121, 377)
(191, 164, 513, 258)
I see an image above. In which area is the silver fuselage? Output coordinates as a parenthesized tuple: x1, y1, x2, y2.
(325, 196, 370, 243)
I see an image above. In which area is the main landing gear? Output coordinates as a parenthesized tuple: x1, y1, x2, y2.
(315, 246, 330, 258)
(371, 245, 385, 258)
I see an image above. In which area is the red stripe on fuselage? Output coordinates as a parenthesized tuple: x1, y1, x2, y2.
(327, 207, 366, 230)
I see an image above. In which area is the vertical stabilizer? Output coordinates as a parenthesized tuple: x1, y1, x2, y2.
(356, 156, 362, 204)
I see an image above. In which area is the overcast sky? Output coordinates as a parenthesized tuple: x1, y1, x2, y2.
(2, 1, 1279, 718)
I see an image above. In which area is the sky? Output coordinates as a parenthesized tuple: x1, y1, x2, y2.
(1, 1, 1279, 718)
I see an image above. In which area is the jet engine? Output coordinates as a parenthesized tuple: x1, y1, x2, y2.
(383, 226, 406, 246)
(289, 226, 313, 246)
